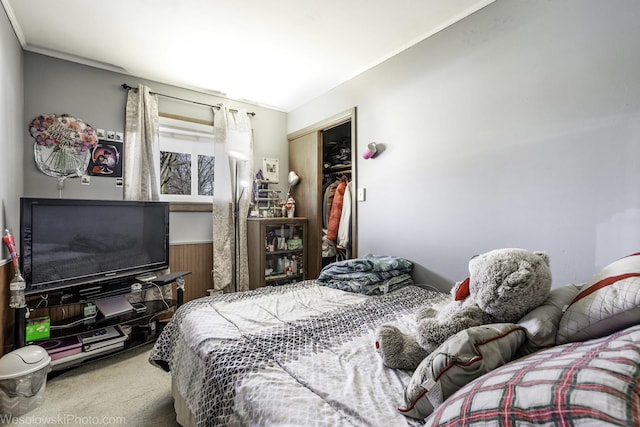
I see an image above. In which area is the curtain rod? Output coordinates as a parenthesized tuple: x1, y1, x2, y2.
(121, 84, 256, 116)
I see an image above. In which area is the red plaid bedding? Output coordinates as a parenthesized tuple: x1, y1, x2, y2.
(424, 324, 640, 426)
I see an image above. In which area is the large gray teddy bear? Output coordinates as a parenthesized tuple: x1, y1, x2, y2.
(376, 248, 552, 370)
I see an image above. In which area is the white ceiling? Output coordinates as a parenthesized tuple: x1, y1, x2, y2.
(4, 0, 493, 111)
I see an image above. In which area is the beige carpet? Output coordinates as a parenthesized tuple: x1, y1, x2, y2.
(7, 344, 180, 426)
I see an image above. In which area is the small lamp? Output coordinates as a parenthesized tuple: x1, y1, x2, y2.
(286, 171, 300, 199)
(285, 171, 300, 218)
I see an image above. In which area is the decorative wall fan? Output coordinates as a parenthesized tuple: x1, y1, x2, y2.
(29, 114, 98, 191)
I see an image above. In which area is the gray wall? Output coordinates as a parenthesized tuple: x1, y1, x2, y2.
(0, 5, 23, 259)
(289, 0, 640, 289)
(23, 53, 289, 244)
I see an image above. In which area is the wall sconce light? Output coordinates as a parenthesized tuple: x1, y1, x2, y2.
(362, 142, 378, 159)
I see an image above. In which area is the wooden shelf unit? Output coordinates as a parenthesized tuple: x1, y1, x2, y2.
(247, 218, 307, 290)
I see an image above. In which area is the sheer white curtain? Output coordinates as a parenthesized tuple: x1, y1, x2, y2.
(123, 85, 169, 302)
(212, 106, 253, 292)
(124, 84, 161, 200)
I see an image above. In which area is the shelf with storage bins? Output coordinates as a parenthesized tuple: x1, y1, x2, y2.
(247, 217, 307, 290)
(252, 179, 283, 218)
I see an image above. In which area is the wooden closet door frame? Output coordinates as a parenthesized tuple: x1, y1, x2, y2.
(288, 108, 357, 279)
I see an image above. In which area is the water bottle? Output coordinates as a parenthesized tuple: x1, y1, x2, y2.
(9, 268, 26, 309)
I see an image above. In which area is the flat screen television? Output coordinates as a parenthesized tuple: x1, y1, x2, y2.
(20, 198, 170, 295)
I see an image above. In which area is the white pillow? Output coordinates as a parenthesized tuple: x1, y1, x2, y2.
(398, 323, 525, 420)
(556, 252, 640, 344)
(517, 283, 581, 354)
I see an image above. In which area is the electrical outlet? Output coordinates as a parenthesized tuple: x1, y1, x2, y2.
(357, 187, 366, 201)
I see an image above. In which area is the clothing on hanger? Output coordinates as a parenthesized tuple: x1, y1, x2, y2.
(327, 180, 347, 242)
(337, 181, 353, 249)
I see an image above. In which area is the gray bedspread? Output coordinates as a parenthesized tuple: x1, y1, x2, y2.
(149, 280, 448, 426)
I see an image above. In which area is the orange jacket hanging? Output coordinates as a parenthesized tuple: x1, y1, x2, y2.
(327, 181, 347, 242)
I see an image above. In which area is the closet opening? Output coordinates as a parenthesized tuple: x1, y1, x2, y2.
(321, 121, 353, 268)
(288, 108, 357, 279)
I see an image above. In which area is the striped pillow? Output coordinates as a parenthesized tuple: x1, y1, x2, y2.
(556, 252, 640, 344)
(399, 323, 525, 420)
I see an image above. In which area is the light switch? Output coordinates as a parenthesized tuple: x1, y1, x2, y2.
(357, 187, 366, 201)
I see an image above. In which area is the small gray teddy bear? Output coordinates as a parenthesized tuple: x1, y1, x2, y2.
(375, 248, 552, 370)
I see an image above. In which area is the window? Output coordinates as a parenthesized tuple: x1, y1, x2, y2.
(159, 117, 215, 202)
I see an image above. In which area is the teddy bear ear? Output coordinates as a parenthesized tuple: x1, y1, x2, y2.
(533, 251, 550, 266)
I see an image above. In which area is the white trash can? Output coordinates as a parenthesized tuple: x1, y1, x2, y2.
(0, 345, 51, 416)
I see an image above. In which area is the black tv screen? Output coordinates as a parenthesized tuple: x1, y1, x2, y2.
(20, 198, 170, 295)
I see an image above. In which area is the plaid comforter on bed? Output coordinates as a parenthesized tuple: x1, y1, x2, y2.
(425, 324, 640, 426)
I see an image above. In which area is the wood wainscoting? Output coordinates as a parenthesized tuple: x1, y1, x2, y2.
(0, 242, 214, 356)
(169, 242, 214, 302)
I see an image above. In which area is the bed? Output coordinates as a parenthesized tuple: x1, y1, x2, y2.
(150, 254, 640, 426)
(150, 280, 448, 426)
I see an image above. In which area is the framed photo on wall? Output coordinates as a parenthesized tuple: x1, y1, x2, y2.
(262, 157, 279, 182)
(88, 140, 123, 177)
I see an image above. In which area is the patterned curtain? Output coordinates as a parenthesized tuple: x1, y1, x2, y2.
(212, 106, 253, 292)
(124, 84, 160, 200)
(212, 109, 232, 291)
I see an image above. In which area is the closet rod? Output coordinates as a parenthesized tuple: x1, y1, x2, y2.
(121, 84, 256, 116)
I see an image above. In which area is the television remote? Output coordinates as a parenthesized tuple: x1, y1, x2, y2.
(78, 326, 120, 344)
